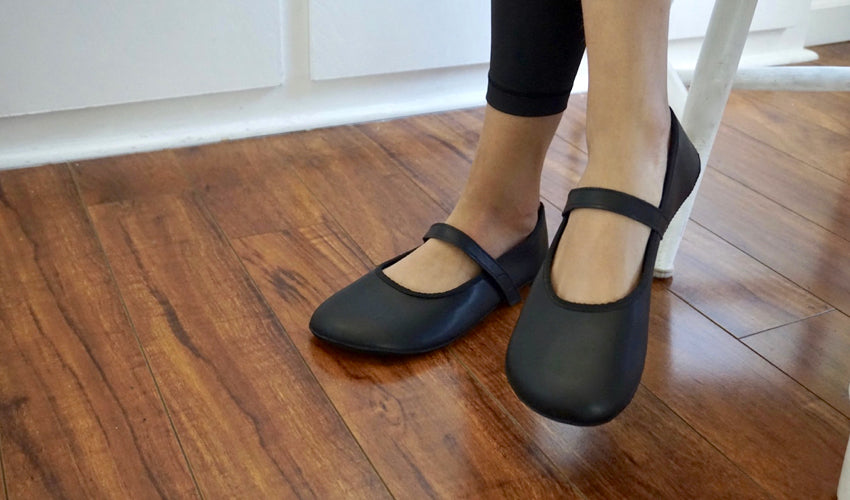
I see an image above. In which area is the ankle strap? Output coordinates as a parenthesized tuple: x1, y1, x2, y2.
(424, 223, 521, 305)
(563, 187, 669, 234)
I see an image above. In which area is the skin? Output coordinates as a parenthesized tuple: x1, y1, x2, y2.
(384, 0, 672, 305)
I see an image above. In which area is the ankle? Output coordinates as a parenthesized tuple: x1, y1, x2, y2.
(579, 112, 671, 204)
(586, 111, 669, 157)
(447, 197, 539, 256)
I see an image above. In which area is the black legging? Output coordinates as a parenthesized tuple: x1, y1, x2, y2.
(486, 0, 586, 117)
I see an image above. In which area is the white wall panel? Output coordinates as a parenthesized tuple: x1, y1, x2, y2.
(309, 0, 490, 80)
(670, 0, 809, 38)
(311, 0, 812, 81)
(0, 0, 282, 117)
(806, 0, 850, 46)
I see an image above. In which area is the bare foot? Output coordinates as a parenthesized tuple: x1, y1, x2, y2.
(383, 106, 561, 294)
(551, 114, 670, 304)
(383, 201, 538, 293)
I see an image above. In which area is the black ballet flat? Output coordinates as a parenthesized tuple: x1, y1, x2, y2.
(505, 111, 701, 425)
(309, 204, 548, 354)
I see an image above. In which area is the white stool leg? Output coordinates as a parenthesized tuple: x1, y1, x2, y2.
(840, 384, 850, 499)
(654, 0, 758, 277)
(841, 433, 850, 498)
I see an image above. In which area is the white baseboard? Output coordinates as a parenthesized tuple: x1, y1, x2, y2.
(807, 1, 850, 46)
(0, 65, 490, 170)
(0, 38, 825, 171)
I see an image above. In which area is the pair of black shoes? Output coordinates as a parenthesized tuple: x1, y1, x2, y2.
(310, 111, 700, 425)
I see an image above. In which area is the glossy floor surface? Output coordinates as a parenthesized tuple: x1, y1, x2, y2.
(1, 43, 849, 499)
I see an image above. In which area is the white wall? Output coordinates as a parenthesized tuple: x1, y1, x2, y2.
(0, 0, 281, 117)
(806, 0, 850, 46)
(0, 0, 836, 170)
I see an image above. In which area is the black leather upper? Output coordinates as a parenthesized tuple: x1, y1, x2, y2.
(563, 187, 670, 235)
(506, 110, 701, 425)
(424, 222, 522, 305)
(310, 204, 548, 354)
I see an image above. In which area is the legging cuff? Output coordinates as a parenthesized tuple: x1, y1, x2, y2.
(486, 74, 571, 117)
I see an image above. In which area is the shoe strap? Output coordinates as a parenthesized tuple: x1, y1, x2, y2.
(423, 223, 521, 305)
(563, 187, 669, 234)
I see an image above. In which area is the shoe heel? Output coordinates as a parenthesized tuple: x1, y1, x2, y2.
(654, 112, 703, 278)
(654, 186, 698, 278)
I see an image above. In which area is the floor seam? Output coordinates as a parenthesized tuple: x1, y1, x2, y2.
(737, 308, 838, 340)
(66, 162, 206, 500)
(687, 218, 843, 313)
(191, 186, 397, 500)
(448, 349, 590, 500)
(706, 158, 850, 246)
(0, 423, 8, 500)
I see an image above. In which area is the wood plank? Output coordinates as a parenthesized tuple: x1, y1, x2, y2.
(450, 294, 772, 499)
(811, 41, 850, 67)
(70, 166, 390, 498)
(264, 126, 447, 262)
(692, 168, 850, 315)
(744, 310, 850, 418)
(356, 113, 475, 213)
(73, 139, 327, 241)
(643, 283, 850, 499)
(669, 222, 831, 337)
(234, 224, 578, 498)
(1, 445, 6, 500)
(709, 124, 850, 241)
(70, 151, 192, 206)
(0, 165, 197, 498)
(721, 92, 850, 182)
(735, 89, 850, 138)
(173, 138, 327, 239)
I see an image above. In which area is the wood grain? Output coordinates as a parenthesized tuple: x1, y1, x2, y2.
(356, 113, 475, 212)
(643, 283, 849, 499)
(692, 168, 850, 314)
(709, 124, 850, 241)
(450, 294, 772, 499)
(744, 310, 850, 418)
(71, 161, 389, 498)
(0, 165, 197, 498)
(174, 138, 327, 239)
(234, 225, 578, 498)
(813, 43, 850, 66)
(1, 444, 6, 500)
(721, 92, 850, 182)
(70, 151, 192, 206)
(735, 89, 850, 138)
(265, 126, 448, 262)
(669, 221, 830, 337)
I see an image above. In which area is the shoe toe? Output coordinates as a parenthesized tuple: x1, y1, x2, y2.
(310, 270, 501, 354)
(309, 273, 416, 353)
(506, 344, 632, 425)
(505, 284, 648, 426)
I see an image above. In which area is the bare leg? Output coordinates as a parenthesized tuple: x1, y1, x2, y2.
(551, 0, 672, 304)
(384, 106, 561, 293)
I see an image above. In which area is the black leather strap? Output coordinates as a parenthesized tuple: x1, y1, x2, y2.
(424, 223, 521, 305)
(563, 187, 669, 234)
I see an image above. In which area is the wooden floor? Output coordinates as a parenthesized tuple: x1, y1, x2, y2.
(1, 43, 849, 499)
